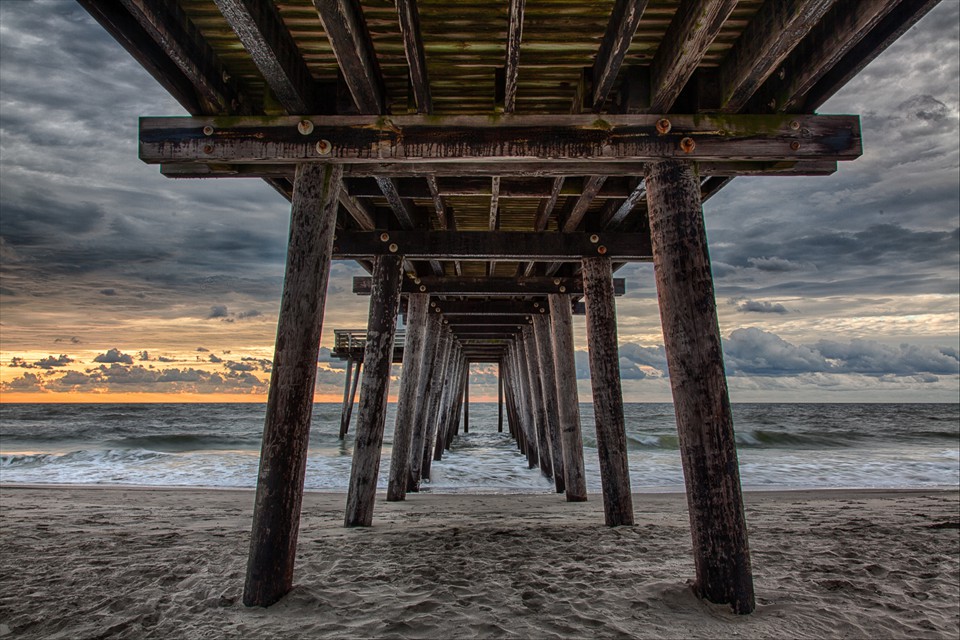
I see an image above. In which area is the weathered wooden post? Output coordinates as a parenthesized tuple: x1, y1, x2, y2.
(548, 293, 587, 502)
(646, 159, 755, 614)
(533, 313, 565, 494)
(511, 340, 538, 468)
(339, 357, 354, 436)
(339, 359, 362, 439)
(420, 328, 453, 481)
(446, 358, 468, 449)
(582, 255, 634, 526)
(386, 293, 429, 501)
(463, 362, 470, 433)
(435, 349, 463, 460)
(497, 364, 504, 433)
(344, 254, 404, 527)
(244, 163, 341, 607)
(522, 325, 553, 479)
(407, 313, 442, 491)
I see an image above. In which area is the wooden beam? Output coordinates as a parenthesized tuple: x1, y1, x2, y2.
(345, 254, 404, 527)
(140, 114, 863, 165)
(406, 314, 442, 492)
(522, 326, 553, 479)
(419, 330, 453, 480)
(601, 178, 645, 229)
(396, 0, 432, 114)
(562, 176, 607, 232)
(719, 0, 838, 113)
(646, 158, 754, 614)
(424, 176, 447, 229)
(582, 255, 634, 527)
(591, 0, 650, 112)
(503, 0, 526, 114)
(489, 177, 501, 230)
(332, 230, 652, 261)
(337, 188, 376, 230)
(648, 0, 738, 112)
(354, 275, 625, 296)
(533, 177, 565, 229)
(375, 177, 417, 229)
(313, 0, 385, 114)
(244, 163, 341, 607)
(548, 293, 587, 502)
(214, 0, 317, 114)
(433, 300, 544, 315)
(533, 314, 566, 493)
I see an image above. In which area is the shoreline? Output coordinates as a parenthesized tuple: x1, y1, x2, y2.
(1, 486, 957, 638)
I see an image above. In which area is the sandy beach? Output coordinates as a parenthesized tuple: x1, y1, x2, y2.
(0, 486, 957, 639)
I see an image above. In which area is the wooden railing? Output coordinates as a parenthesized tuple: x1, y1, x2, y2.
(333, 329, 406, 355)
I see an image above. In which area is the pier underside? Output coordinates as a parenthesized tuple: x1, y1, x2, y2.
(82, 0, 938, 614)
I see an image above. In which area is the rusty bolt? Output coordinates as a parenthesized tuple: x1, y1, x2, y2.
(298, 119, 314, 135)
(559, 285, 566, 293)
(680, 137, 696, 153)
(202, 144, 214, 155)
(431, 301, 436, 307)
(380, 233, 390, 242)
(419, 285, 426, 292)
(597, 245, 607, 255)
(533, 302, 539, 307)
(316, 139, 332, 156)
(553, 278, 561, 285)
(202, 125, 214, 137)
(589, 234, 600, 244)
(790, 120, 801, 131)
(540, 307, 546, 313)
(655, 118, 672, 135)
(790, 141, 801, 151)
(388, 243, 398, 253)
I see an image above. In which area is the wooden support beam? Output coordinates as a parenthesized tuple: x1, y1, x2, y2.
(498, 365, 504, 433)
(433, 300, 544, 315)
(533, 314, 566, 493)
(213, 0, 317, 114)
(648, 0, 738, 113)
(345, 254, 404, 527)
(646, 159, 754, 614)
(386, 293, 430, 501)
(338, 188, 376, 230)
(424, 176, 447, 229)
(548, 294, 588, 501)
(503, 0, 526, 114)
(420, 329, 453, 480)
(407, 314, 442, 491)
(338, 358, 354, 437)
(375, 177, 417, 229)
(244, 163, 341, 607)
(561, 176, 607, 232)
(522, 326, 553, 480)
(333, 231, 652, 261)
(139, 114, 863, 165)
(463, 361, 470, 434)
(719, 0, 837, 113)
(395, 0, 432, 114)
(591, 0, 650, 112)
(582, 255, 634, 527)
(602, 179, 645, 229)
(512, 339, 538, 469)
(339, 359, 362, 438)
(355, 275, 625, 296)
(488, 177, 501, 231)
(435, 351, 463, 457)
(313, 0, 385, 114)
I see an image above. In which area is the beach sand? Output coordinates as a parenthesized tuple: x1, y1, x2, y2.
(0, 486, 957, 639)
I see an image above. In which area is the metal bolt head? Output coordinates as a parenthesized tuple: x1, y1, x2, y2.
(597, 245, 607, 255)
(589, 234, 600, 244)
(298, 119, 314, 135)
(380, 232, 390, 242)
(431, 301, 436, 307)
(316, 139, 332, 156)
(414, 277, 421, 284)
(680, 137, 696, 153)
(419, 285, 426, 292)
(539, 307, 545, 313)
(559, 285, 566, 293)
(553, 278, 561, 285)
(202, 125, 214, 137)
(388, 243, 399, 253)
(790, 141, 801, 151)
(790, 120, 801, 131)
(655, 118, 672, 135)
(202, 144, 214, 155)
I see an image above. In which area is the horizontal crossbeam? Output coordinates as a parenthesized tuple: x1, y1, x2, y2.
(354, 275, 625, 296)
(333, 231, 651, 261)
(140, 114, 861, 165)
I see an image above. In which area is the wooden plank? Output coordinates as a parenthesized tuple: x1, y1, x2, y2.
(648, 0, 738, 113)
(435, 300, 544, 315)
(424, 176, 447, 230)
(213, 0, 317, 114)
(375, 177, 417, 229)
(533, 177, 565, 230)
(345, 254, 404, 527)
(602, 178, 645, 229)
(548, 293, 587, 502)
(354, 275, 625, 296)
(396, 0, 432, 114)
(503, 0, 526, 114)
(561, 176, 607, 232)
(117, 0, 245, 114)
(646, 159, 754, 613)
(591, 0, 650, 112)
(489, 177, 501, 230)
(719, 0, 837, 113)
(533, 314, 566, 493)
(334, 230, 651, 261)
(582, 255, 634, 527)
(140, 114, 863, 165)
(313, 0, 385, 114)
(244, 163, 341, 607)
(338, 188, 376, 230)
(386, 293, 430, 502)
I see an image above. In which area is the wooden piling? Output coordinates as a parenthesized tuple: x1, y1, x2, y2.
(338, 358, 354, 437)
(435, 350, 462, 460)
(646, 159, 755, 614)
(386, 293, 429, 502)
(522, 326, 553, 479)
(244, 163, 341, 608)
(511, 341, 538, 468)
(463, 362, 470, 434)
(407, 313, 442, 492)
(498, 366, 504, 433)
(548, 293, 588, 502)
(447, 359, 468, 449)
(533, 313, 565, 494)
(420, 329, 452, 481)
(344, 254, 404, 527)
(582, 255, 634, 526)
(339, 358, 362, 439)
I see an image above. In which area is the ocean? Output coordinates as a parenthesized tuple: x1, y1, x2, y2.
(1, 403, 957, 493)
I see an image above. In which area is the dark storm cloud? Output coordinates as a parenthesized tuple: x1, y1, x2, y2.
(93, 348, 134, 365)
(208, 305, 230, 319)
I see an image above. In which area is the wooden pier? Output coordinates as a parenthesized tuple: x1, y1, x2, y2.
(82, 0, 938, 615)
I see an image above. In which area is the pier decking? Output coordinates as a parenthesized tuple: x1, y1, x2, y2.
(81, 0, 939, 614)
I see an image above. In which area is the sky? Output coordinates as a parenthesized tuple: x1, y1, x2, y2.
(0, 0, 958, 403)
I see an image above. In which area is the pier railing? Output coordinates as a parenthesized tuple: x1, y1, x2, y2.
(333, 329, 406, 359)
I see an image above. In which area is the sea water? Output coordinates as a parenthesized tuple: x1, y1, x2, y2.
(1, 403, 957, 493)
